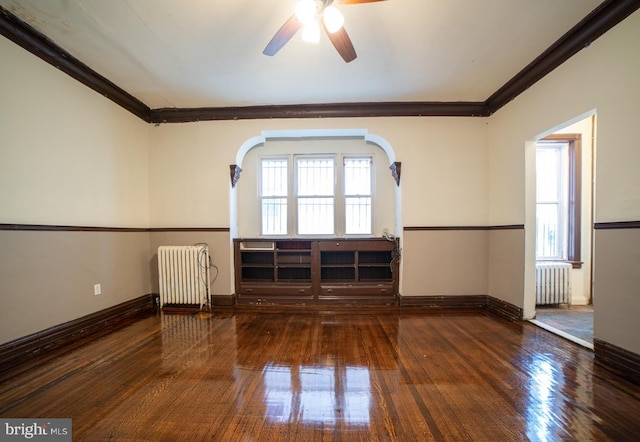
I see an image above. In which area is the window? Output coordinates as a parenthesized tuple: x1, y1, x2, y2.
(536, 143, 568, 259)
(260, 158, 288, 235)
(296, 157, 335, 235)
(344, 157, 373, 235)
(535, 135, 581, 264)
(260, 155, 373, 236)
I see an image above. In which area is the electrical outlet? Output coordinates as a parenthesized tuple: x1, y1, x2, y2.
(94, 284, 101, 296)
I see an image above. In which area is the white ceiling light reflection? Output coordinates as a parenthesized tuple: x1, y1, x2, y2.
(263, 363, 371, 426)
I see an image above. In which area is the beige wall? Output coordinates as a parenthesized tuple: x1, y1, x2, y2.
(0, 230, 151, 343)
(148, 117, 489, 299)
(0, 37, 152, 343)
(488, 11, 640, 224)
(148, 117, 489, 229)
(148, 121, 235, 229)
(593, 229, 640, 353)
(402, 230, 488, 296)
(487, 10, 640, 352)
(487, 229, 525, 308)
(0, 38, 150, 227)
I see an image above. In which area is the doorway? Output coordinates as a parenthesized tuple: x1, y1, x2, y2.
(529, 114, 595, 348)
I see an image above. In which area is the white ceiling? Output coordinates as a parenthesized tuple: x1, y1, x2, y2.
(0, 0, 604, 109)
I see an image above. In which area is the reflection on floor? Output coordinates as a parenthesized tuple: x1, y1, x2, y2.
(531, 305, 593, 349)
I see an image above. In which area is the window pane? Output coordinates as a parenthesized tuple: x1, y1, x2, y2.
(298, 197, 334, 235)
(344, 158, 371, 195)
(536, 146, 561, 202)
(297, 158, 334, 196)
(262, 198, 287, 235)
(536, 142, 569, 260)
(536, 203, 560, 258)
(261, 159, 288, 196)
(345, 197, 371, 234)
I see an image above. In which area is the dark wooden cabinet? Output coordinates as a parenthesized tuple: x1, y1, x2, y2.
(234, 238, 399, 305)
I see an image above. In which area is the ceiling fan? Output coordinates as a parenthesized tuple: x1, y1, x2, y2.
(263, 0, 387, 63)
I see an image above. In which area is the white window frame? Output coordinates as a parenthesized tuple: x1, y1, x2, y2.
(343, 155, 374, 235)
(259, 153, 374, 237)
(294, 155, 336, 236)
(259, 156, 290, 236)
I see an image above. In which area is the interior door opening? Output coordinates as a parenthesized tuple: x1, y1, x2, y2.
(530, 114, 595, 348)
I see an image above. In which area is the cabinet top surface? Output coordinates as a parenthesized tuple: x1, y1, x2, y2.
(235, 238, 393, 242)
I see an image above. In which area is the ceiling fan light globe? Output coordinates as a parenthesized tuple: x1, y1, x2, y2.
(323, 6, 344, 33)
(295, 0, 317, 25)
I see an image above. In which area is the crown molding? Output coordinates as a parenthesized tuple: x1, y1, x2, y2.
(2, 0, 638, 122)
(0, 7, 151, 122)
(149, 101, 488, 123)
(486, 0, 640, 114)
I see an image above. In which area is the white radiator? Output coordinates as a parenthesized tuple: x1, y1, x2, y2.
(158, 245, 210, 308)
(536, 261, 572, 306)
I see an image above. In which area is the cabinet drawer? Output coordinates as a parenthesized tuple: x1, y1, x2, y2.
(318, 241, 358, 251)
(319, 286, 355, 296)
(317, 240, 395, 251)
(240, 285, 312, 296)
(356, 240, 395, 251)
(320, 284, 393, 296)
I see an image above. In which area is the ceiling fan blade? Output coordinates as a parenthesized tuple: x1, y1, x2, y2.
(263, 15, 303, 56)
(339, 0, 387, 4)
(323, 23, 357, 63)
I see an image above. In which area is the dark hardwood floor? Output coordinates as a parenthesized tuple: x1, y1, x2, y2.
(1, 308, 639, 441)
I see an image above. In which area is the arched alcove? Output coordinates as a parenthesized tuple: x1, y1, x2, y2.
(230, 129, 402, 239)
(229, 129, 403, 294)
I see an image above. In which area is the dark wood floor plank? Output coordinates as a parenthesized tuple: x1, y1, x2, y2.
(1, 309, 640, 441)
